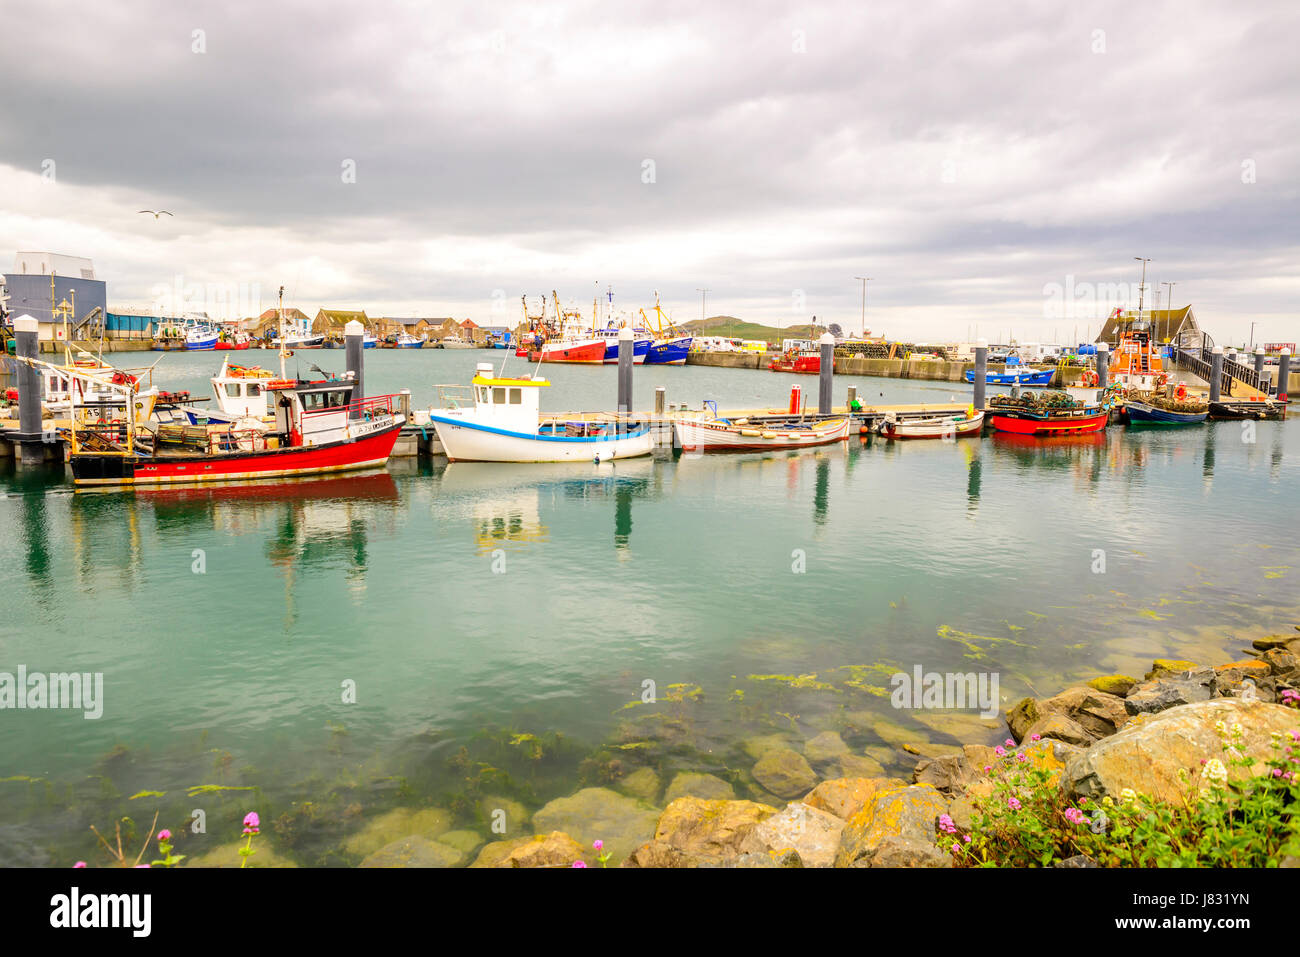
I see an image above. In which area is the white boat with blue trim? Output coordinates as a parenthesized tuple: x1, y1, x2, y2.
(428, 363, 654, 463)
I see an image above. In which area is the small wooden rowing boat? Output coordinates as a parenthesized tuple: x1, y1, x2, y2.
(673, 415, 849, 453)
(878, 410, 984, 439)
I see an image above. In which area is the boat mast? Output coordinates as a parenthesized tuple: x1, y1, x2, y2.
(1134, 257, 1151, 328)
(278, 284, 287, 380)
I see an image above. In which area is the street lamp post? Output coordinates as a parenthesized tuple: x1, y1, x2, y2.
(1161, 281, 1175, 342)
(854, 277, 872, 338)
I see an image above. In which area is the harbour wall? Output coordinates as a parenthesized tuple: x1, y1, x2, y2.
(685, 352, 1079, 386)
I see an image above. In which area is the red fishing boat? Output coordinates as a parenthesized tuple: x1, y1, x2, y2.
(527, 338, 607, 364)
(986, 407, 1109, 435)
(68, 373, 405, 487)
(767, 351, 821, 374)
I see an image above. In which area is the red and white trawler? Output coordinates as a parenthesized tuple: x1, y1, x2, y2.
(66, 365, 404, 487)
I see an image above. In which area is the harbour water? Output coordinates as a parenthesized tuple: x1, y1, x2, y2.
(1, 351, 1297, 865)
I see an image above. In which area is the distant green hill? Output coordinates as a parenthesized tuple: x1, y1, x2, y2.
(681, 316, 827, 344)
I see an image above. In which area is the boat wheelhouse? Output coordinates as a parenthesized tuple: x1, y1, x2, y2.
(428, 363, 653, 462)
(1109, 311, 1168, 392)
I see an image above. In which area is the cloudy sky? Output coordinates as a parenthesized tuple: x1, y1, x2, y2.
(2, 0, 1296, 343)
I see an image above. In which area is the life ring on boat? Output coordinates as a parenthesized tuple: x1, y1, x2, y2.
(1175, 383, 1187, 401)
(1082, 370, 1098, 387)
(111, 371, 138, 387)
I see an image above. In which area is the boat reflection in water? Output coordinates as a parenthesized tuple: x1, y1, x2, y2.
(436, 458, 657, 554)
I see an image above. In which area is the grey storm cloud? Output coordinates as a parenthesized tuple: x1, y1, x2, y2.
(1, 0, 1297, 338)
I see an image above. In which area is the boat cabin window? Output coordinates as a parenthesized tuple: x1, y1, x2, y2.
(509, 388, 522, 404)
(493, 387, 506, 404)
(477, 386, 489, 403)
(300, 389, 350, 410)
(225, 382, 242, 397)
(246, 383, 261, 397)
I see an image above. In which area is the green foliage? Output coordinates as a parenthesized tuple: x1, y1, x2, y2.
(949, 725, 1300, 867)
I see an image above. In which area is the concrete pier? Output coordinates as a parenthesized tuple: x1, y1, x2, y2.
(972, 338, 988, 410)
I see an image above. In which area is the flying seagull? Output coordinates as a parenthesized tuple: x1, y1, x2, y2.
(138, 210, 173, 218)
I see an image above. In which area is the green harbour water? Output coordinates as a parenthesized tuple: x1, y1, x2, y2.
(1, 349, 1297, 866)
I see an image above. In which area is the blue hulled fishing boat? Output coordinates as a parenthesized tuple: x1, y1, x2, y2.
(965, 357, 1056, 387)
(1123, 399, 1208, 425)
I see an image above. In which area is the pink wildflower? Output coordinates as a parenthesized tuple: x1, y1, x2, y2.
(157, 829, 172, 843)
(572, 860, 587, 868)
(1016, 752, 1027, 763)
(1030, 733, 1042, 741)
(73, 861, 86, 868)
(994, 745, 1006, 757)
(593, 840, 603, 851)
(1005, 738, 1015, 747)
(938, 814, 956, 834)
(1008, 797, 1022, 811)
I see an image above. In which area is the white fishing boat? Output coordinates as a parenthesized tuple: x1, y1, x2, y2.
(439, 335, 475, 349)
(269, 306, 325, 349)
(877, 409, 984, 439)
(178, 357, 277, 428)
(673, 412, 850, 453)
(428, 363, 653, 463)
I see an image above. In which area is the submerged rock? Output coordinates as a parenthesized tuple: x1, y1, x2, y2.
(1065, 699, 1300, 803)
(618, 767, 661, 803)
(737, 801, 845, 868)
(360, 836, 464, 868)
(531, 787, 658, 865)
(835, 754, 886, 779)
(908, 710, 1003, 743)
(438, 830, 485, 855)
(741, 733, 799, 761)
(650, 797, 776, 859)
(834, 784, 948, 867)
(663, 771, 735, 804)
(341, 807, 451, 859)
(477, 795, 530, 836)
(185, 840, 297, 868)
(751, 748, 818, 799)
(803, 730, 851, 765)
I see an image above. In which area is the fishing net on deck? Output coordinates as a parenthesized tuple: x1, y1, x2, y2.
(987, 390, 1084, 412)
